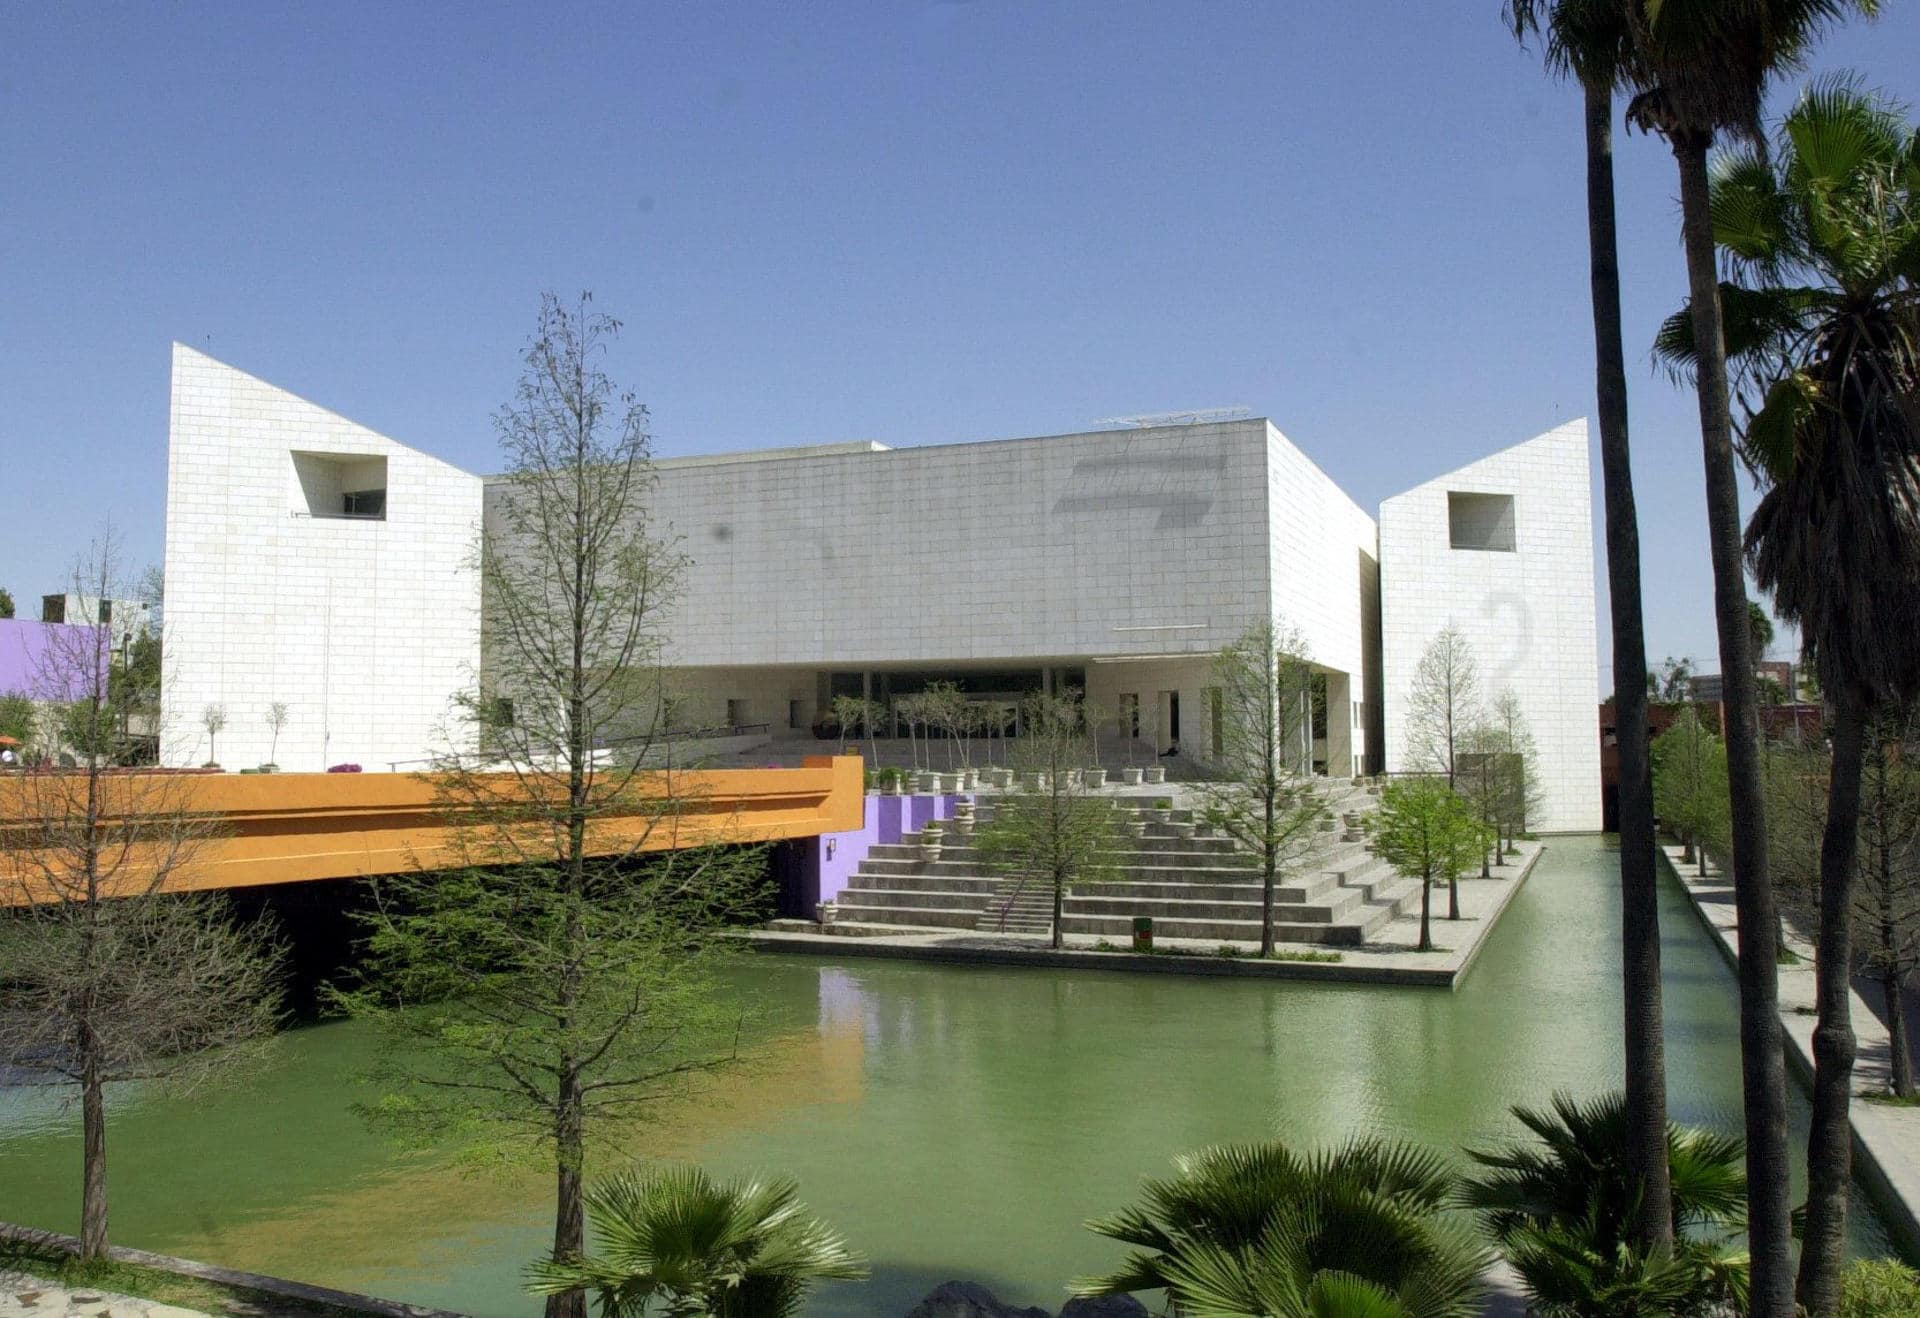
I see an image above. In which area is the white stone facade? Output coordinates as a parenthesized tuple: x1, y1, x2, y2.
(1378, 420, 1602, 832)
(161, 346, 482, 771)
(160, 350, 1600, 826)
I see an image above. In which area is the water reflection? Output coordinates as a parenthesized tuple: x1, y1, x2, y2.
(0, 837, 1898, 1317)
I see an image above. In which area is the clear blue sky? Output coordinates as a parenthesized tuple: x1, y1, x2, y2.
(4, 2, 1916, 685)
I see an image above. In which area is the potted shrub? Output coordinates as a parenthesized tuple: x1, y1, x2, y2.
(818, 900, 839, 928)
(1120, 766, 1143, 786)
(919, 822, 944, 863)
(1123, 806, 1147, 838)
(917, 769, 940, 794)
(951, 799, 976, 833)
(937, 771, 961, 794)
(1142, 764, 1166, 785)
(1082, 766, 1106, 790)
(1150, 798, 1173, 825)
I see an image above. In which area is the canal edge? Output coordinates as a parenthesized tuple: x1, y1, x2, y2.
(1661, 845, 1920, 1261)
(0, 1221, 469, 1318)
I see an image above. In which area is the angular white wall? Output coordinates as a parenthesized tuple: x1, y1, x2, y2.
(1378, 421, 1601, 832)
(161, 346, 482, 771)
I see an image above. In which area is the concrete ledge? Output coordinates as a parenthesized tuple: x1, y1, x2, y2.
(1661, 846, 1920, 1259)
(0, 1221, 465, 1318)
(749, 844, 1544, 989)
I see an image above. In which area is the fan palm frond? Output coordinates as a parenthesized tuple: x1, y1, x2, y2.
(525, 1165, 867, 1318)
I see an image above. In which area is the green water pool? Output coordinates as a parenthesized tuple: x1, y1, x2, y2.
(0, 835, 1897, 1315)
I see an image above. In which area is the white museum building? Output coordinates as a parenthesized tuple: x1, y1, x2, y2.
(160, 344, 1603, 831)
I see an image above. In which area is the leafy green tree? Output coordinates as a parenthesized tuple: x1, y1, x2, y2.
(1651, 709, 1728, 876)
(1647, 657, 1695, 704)
(1072, 1139, 1489, 1318)
(0, 587, 13, 618)
(333, 295, 767, 1318)
(973, 690, 1126, 949)
(1504, 0, 1671, 1245)
(1193, 618, 1329, 956)
(1458, 722, 1507, 883)
(525, 1165, 868, 1317)
(1624, 7, 1878, 1306)
(1656, 83, 1920, 1303)
(0, 691, 34, 750)
(1747, 603, 1775, 670)
(1368, 778, 1488, 952)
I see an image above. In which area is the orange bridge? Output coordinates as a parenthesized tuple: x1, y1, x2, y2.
(1, 755, 863, 905)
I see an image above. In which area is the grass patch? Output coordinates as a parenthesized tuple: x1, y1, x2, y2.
(0, 1238, 370, 1316)
(1862, 1090, 1920, 1108)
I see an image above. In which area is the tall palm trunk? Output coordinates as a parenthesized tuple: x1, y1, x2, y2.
(1673, 132, 1795, 1318)
(1798, 690, 1866, 1314)
(1586, 79, 1670, 1249)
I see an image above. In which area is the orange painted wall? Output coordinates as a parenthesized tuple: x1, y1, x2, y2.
(0, 756, 863, 905)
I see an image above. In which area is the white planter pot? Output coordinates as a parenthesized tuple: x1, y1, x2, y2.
(1121, 768, 1143, 786)
(917, 771, 940, 793)
(938, 772, 961, 793)
(818, 902, 838, 927)
(1056, 769, 1079, 790)
(1142, 766, 1166, 784)
(1082, 768, 1106, 789)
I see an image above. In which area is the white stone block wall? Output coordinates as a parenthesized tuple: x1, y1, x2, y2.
(640, 421, 1276, 669)
(1378, 421, 1602, 832)
(161, 346, 482, 771)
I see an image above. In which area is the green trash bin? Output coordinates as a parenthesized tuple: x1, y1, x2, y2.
(1132, 915, 1154, 953)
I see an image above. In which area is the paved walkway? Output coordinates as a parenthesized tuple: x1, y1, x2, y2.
(0, 1274, 206, 1318)
(1665, 846, 1920, 1257)
(752, 841, 1544, 988)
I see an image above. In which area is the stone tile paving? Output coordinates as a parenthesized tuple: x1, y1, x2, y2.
(1667, 846, 1920, 1256)
(0, 1273, 208, 1318)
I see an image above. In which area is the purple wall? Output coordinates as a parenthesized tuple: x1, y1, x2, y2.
(783, 791, 966, 916)
(0, 620, 105, 700)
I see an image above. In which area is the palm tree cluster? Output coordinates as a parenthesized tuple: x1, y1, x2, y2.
(1507, 3, 1910, 1312)
(1073, 1139, 1490, 1318)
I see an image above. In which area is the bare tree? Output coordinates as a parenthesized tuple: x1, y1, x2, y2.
(332, 295, 766, 1318)
(1854, 708, 1920, 1098)
(1192, 618, 1328, 956)
(1406, 625, 1483, 786)
(0, 530, 283, 1259)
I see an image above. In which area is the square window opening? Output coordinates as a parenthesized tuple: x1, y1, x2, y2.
(1447, 491, 1516, 552)
(291, 451, 388, 521)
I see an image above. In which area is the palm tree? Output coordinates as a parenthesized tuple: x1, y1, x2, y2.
(1460, 1093, 1746, 1244)
(1072, 1139, 1489, 1318)
(1655, 80, 1920, 1313)
(1620, 6, 1878, 1311)
(525, 1165, 869, 1318)
(1462, 1093, 1750, 1318)
(1504, 0, 1672, 1252)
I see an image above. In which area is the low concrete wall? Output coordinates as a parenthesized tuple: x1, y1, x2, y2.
(0, 1221, 464, 1317)
(1661, 846, 1920, 1260)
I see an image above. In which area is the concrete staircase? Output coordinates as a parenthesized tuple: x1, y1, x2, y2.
(831, 785, 1420, 946)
